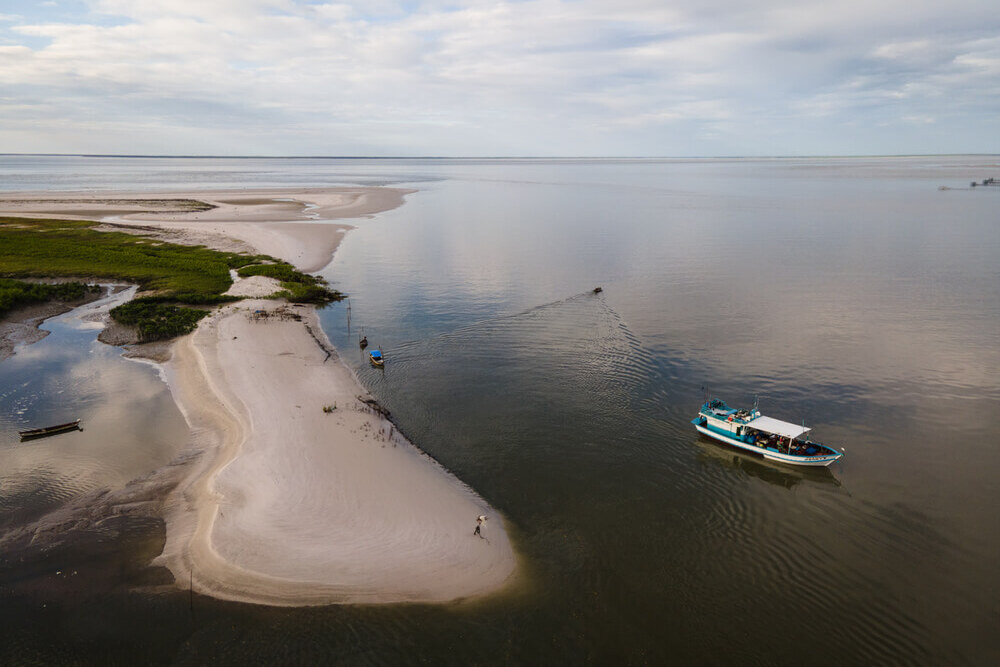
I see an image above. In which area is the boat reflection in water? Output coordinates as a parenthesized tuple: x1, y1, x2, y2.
(693, 437, 842, 490)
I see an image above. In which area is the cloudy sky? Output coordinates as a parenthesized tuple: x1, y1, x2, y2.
(1, 0, 998, 156)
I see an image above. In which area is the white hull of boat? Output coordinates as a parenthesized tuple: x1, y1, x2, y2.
(695, 425, 841, 468)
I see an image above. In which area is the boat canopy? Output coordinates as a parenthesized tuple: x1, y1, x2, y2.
(746, 416, 810, 439)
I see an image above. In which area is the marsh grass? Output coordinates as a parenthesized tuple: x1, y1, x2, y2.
(0, 279, 101, 318)
(237, 262, 344, 304)
(0, 217, 343, 340)
(109, 300, 210, 341)
(0, 217, 262, 296)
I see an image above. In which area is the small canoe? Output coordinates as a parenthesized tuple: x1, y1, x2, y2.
(369, 349, 384, 367)
(19, 419, 82, 441)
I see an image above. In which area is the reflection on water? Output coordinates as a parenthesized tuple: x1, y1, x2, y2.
(2, 156, 998, 664)
(0, 288, 188, 531)
(692, 437, 842, 490)
(320, 156, 999, 664)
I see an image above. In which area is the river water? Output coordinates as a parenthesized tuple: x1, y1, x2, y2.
(1, 155, 998, 664)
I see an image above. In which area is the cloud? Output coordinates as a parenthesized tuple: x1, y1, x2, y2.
(0, 0, 998, 155)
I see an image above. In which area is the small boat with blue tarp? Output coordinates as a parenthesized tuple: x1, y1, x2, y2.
(691, 398, 843, 467)
(369, 349, 384, 367)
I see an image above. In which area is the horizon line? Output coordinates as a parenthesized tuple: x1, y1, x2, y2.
(2, 152, 998, 160)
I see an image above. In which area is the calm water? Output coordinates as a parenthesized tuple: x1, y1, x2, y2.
(0, 288, 188, 531)
(2, 156, 999, 664)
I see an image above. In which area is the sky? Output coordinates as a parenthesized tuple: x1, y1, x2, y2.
(0, 0, 998, 156)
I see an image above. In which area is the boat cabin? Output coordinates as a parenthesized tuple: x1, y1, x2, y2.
(692, 397, 843, 466)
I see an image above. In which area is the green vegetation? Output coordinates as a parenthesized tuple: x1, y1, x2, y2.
(274, 282, 341, 304)
(236, 263, 306, 283)
(0, 217, 261, 297)
(0, 217, 346, 341)
(109, 300, 210, 341)
(237, 262, 344, 304)
(0, 278, 100, 318)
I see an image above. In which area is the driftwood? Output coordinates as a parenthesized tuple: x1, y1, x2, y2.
(357, 396, 391, 418)
(248, 306, 300, 322)
(304, 324, 333, 362)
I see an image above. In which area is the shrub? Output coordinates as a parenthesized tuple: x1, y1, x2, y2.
(1, 218, 346, 340)
(238, 262, 344, 304)
(110, 299, 209, 341)
(277, 282, 344, 304)
(0, 279, 99, 318)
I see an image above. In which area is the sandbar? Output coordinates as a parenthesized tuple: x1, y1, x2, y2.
(159, 300, 515, 605)
(0, 187, 414, 272)
(0, 187, 518, 605)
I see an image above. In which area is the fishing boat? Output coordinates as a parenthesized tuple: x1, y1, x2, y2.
(369, 349, 384, 367)
(19, 419, 82, 441)
(359, 335, 368, 349)
(691, 398, 843, 467)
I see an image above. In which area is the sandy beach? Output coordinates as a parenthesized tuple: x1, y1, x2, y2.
(0, 188, 517, 605)
(0, 187, 413, 272)
(158, 300, 516, 605)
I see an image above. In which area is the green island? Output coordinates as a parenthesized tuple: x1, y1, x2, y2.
(0, 217, 343, 341)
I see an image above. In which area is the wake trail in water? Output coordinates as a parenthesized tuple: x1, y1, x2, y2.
(390, 290, 610, 352)
(389, 292, 666, 423)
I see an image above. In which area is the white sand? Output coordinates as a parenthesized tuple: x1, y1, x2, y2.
(159, 302, 516, 605)
(0, 188, 413, 272)
(2, 186, 518, 604)
(223, 273, 282, 298)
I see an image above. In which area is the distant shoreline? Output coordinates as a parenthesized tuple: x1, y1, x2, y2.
(3, 152, 999, 159)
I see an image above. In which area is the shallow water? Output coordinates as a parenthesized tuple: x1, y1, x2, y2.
(2, 155, 999, 664)
(318, 157, 999, 664)
(0, 288, 188, 530)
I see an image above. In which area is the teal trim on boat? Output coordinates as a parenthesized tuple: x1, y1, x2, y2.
(692, 398, 843, 468)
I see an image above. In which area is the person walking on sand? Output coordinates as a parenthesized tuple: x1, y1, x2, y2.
(473, 514, 487, 538)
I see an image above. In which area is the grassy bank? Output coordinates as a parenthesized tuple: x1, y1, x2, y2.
(0, 279, 101, 319)
(0, 217, 255, 296)
(0, 217, 343, 341)
(236, 263, 344, 304)
(108, 300, 211, 341)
